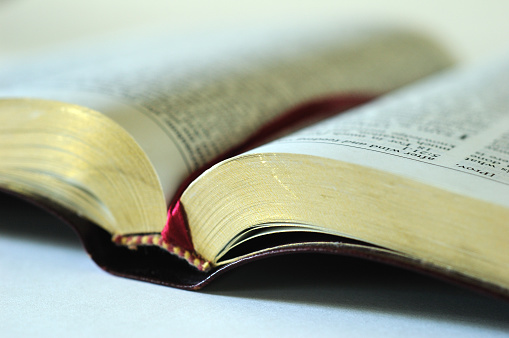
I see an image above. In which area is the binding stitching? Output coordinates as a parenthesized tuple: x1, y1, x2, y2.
(112, 234, 211, 272)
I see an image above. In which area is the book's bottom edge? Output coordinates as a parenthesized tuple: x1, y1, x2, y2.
(2, 188, 508, 300)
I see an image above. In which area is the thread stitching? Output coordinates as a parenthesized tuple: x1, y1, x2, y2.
(112, 234, 211, 272)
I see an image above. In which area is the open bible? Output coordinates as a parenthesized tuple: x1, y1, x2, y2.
(4, 23, 494, 294)
(177, 59, 509, 298)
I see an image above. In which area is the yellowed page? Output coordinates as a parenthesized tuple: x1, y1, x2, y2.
(0, 24, 451, 203)
(251, 60, 509, 208)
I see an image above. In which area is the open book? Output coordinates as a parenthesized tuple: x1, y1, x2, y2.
(179, 59, 509, 298)
(6, 23, 498, 294)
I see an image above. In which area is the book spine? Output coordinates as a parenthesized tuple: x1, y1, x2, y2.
(112, 231, 211, 271)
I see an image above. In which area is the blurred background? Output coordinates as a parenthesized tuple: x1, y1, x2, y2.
(2, 1, 509, 336)
(1, 0, 509, 65)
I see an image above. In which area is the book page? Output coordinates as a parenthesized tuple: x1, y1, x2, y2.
(251, 59, 509, 208)
(0, 24, 451, 202)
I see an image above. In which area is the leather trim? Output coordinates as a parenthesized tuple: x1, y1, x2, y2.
(3, 188, 508, 301)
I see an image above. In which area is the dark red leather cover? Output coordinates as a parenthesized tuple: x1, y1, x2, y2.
(2, 188, 509, 301)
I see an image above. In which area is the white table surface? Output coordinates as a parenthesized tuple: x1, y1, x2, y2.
(1, 1, 509, 336)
